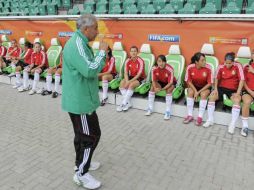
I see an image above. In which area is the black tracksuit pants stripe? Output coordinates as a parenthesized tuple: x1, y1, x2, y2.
(69, 111, 101, 175)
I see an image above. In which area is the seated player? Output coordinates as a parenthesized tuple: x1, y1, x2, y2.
(18, 42, 48, 95)
(116, 46, 146, 112)
(0, 39, 7, 75)
(203, 52, 244, 135)
(183, 52, 213, 126)
(13, 42, 33, 89)
(239, 53, 254, 137)
(145, 55, 176, 120)
(41, 55, 62, 98)
(98, 47, 116, 106)
(4, 39, 22, 76)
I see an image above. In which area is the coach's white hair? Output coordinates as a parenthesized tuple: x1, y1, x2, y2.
(76, 14, 97, 30)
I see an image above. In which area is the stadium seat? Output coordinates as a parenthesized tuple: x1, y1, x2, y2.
(109, 4, 122, 14)
(200, 43, 219, 79)
(187, 0, 203, 11)
(222, 2, 241, 14)
(29, 6, 40, 15)
(199, 2, 217, 14)
(153, 0, 167, 11)
(109, 0, 121, 10)
(134, 44, 155, 95)
(1, 35, 11, 48)
(141, 4, 156, 14)
(123, 0, 137, 10)
(19, 37, 27, 50)
(170, 0, 184, 12)
(47, 4, 57, 15)
(62, 0, 71, 9)
(223, 46, 251, 108)
(159, 4, 175, 14)
(33, 0, 42, 6)
(39, 5, 47, 15)
(124, 4, 139, 14)
(156, 45, 185, 100)
(97, 0, 109, 6)
(178, 3, 195, 14)
(137, 0, 151, 12)
(206, 0, 222, 12)
(95, 4, 108, 14)
(41, 38, 62, 78)
(68, 5, 80, 15)
(81, 6, 94, 14)
(51, 0, 62, 7)
(246, 2, 254, 13)
(227, 0, 243, 9)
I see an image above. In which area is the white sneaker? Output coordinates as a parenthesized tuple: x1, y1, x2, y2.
(13, 83, 22, 89)
(18, 86, 30, 92)
(241, 128, 248, 137)
(228, 123, 235, 134)
(116, 105, 124, 112)
(123, 102, 131, 111)
(8, 73, 15, 77)
(145, 109, 153, 116)
(73, 172, 101, 190)
(28, 89, 36, 95)
(36, 88, 43, 94)
(203, 120, 214, 128)
(164, 111, 171, 120)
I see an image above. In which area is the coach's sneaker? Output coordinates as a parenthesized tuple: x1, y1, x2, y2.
(145, 108, 153, 116)
(241, 127, 248, 137)
(228, 123, 235, 135)
(73, 172, 101, 190)
(116, 104, 124, 112)
(183, 115, 194, 124)
(28, 89, 36, 95)
(164, 111, 171, 120)
(195, 117, 203, 126)
(203, 120, 214, 128)
(18, 86, 30, 92)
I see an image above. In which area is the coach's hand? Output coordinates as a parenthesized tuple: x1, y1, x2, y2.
(99, 41, 108, 51)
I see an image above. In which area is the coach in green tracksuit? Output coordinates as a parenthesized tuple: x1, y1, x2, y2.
(62, 14, 108, 190)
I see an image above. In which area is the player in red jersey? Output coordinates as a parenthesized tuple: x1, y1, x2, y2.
(145, 55, 176, 120)
(183, 52, 213, 126)
(4, 39, 22, 76)
(13, 42, 33, 89)
(98, 47, 116, 106)
(117, 46, 146, 112)
(240, 52, 254, 137)
(18, 42, 48, 95)
(0, 39, 7, 74)
(41, 54, 63, 98)
(203, 52, 244, 135)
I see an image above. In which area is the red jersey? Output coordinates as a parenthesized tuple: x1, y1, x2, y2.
(101, 57, 116, 74)
(23, 48, 33, 64)
(125, 56, 146, 79)
(185, 64, 213, 88)
(7, 46, 22, 58)
(31, 51, 48, 67)
(152, 64, 176, 84)
(244, 63, 254, 91)
(0, 45, 7, 57)
(216, 62, 244, 90)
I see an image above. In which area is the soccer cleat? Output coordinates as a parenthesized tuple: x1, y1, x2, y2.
(100, 98, 108, 106)
(228, 123, 235, 135)
(18, 86, 30, 92)
(241, 128, 248, 137)
(52, 92, 59, 98)
(145, 108, 153, 116)
(123, 102, 131, 111)
(28, 89, 36, 95)
(195, 117, 203, 126)
(183, 115, 194, 124)
(164, 111, 171, 120)
(13, 83, 22, 89)
(203, 120, 214, 128)
(116, 104, 124, 112)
